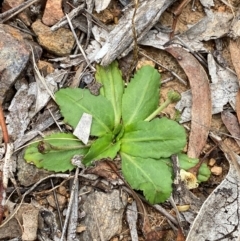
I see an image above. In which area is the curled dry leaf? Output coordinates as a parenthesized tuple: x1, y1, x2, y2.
(166, 47, 212, 158)
(176, 11, 233, 51)
(221, 110, 240, 148)
(85, 160, 120, 182)
(176, 54, 239, 122)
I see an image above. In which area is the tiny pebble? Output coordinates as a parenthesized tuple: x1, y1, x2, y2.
(211, 166, 222, 176)
(46, 193, 67, 210)
(82, 73, 94, 84)
(208, 158, 216, 167)
(177, 204, 190, 212)
(58, 186, 68, 196)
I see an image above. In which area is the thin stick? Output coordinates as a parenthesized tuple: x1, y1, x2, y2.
(30, 46, 56, 101)
(0, 173, 71, 228)
(51, 4, 85, 31)
(67, 177, 79, 240)
(47, 107, 63, 132)
(84, 0, 94, 49)
(191, 0, 196, 11)
(83, 10, 109, 32)
(0, 173, 4, 224)
(50, 179, 63, 230)
(174, 36, 207, 67)
(66, 14, 95, 71)
(139, 50, 187, 85)
(33, 179, 69, 195)
(171, 0, 191, 38)
(60, 168, 79, 241)
(0, 105, 9, 145)
(153, 204, 178, 226)
(125, 0, 139, 82)
(0, 0, 40, 23)
(169, 195, 184, 231)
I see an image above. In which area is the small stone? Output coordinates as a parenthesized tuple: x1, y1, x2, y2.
(94, 9, 115, 24)
(37, 60, 55, 75)
(42, 0, 64, 26)
(80, 190, 127, 240)
(1, 22, 32, 42)
(211, 166, 222, 176)
(0, 218, 21, 239)
(208, 158, 216, 167)
(58, 185, 68, 196)
(32, 19, 75, 56)
(176, 204, 190, 212)
(17, 150, 51, 186)
(47, 193, 67, 210)
(0, 24, 30, 103)
(76, 225, 86, 233)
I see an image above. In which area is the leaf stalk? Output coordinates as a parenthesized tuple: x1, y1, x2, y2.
(144, 90, 181, 122)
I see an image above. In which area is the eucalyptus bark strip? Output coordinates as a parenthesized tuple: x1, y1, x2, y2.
(94, 0, 177, 66)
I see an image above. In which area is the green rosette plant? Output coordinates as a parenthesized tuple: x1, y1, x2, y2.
(25, 62, 210, 204)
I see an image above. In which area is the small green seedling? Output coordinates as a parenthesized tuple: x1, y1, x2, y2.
(25, 62, 210, 204)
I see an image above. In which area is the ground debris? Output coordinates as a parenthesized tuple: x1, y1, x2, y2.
(32, 19, 75, 56)
(80, 189, 127, 241)
(91, 0, 176, 65)
(17, 150, 51, 187)
(176, 54, 239, 123)
(42, 0, 64, 26)
(0, 24, 30, 104)
(186, 135, 240, 240)
(1, 0, 240, 240)
(173, 10, 234, 51)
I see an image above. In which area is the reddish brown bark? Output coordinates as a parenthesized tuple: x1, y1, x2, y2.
(0, 104, 9, 224)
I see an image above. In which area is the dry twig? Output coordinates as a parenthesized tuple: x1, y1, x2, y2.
(0, 0, 40, 23)
(60, 168, 79, 241)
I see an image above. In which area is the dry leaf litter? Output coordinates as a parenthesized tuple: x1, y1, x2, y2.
(0, 0, 240, 240)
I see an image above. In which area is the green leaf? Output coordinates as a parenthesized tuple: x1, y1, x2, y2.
(55, 88, 115, 137)
(95, 61, 124, 128)
(178, 153, 211, 182)
(121, 152, 172, 204)
(24, 133, 89, 172)
(122, 66, 160, 126)
(83, 134, 121, 166)
(121, 118, 186, 159)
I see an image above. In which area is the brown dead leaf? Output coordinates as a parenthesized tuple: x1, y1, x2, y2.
(176, 228, 186, 241)
(85, 160, 119, 181)
(166, 47, 212, 158)
(229, 39, 240, 123)
(221, 110, 240, 148)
